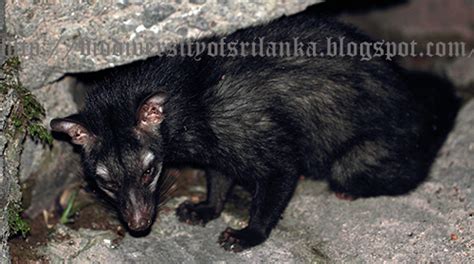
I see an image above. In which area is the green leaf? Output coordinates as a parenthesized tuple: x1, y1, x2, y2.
(60, 190, 78, 224)
(7, 203, 30, 238)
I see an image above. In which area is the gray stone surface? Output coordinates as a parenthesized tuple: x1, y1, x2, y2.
(0, 90, 14, 264)
(0, 0, 4, 32)
(39, 100, 474, 263)
(5, 0, 322, 90)
(0, 0, 5, 66)
(20, 77, 82, 218)
(0, 91, 25, 263)
(447, 57, 474, 95)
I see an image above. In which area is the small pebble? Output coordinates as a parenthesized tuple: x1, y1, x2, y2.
(189, 0, 207, 4)
(450, 233, 458, 241)
(104, 238, 112, 246)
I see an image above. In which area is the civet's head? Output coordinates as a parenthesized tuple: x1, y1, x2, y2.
(51, 92, 173, 233)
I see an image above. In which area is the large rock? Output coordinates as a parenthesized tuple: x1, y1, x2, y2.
(0, 86, 26, 263)
(20, 77, 82, 218)
(5, 0, 323, 90)
(39, 100, 474, 263)
(0, 1, 9, 260)
(447, 57, 474, 98)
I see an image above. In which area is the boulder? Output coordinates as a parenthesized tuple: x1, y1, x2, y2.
(5, 0, 323, 90)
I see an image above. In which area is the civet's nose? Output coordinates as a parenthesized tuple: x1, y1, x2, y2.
(128, 215, 152, 232)
(124, 189, 154, 231)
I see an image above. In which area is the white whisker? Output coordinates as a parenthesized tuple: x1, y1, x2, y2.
(149, 166, 162, 191)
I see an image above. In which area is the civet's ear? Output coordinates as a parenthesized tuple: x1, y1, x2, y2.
(136, 92, 166, 131)
(50, 115, 94, 146)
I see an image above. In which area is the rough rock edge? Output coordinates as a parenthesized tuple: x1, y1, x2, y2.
(22, 77, 81, 218)
(0, 89, 25, 264)
(5, 0, 323, 90)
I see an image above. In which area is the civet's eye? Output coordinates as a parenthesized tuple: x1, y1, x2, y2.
(144, 167, 154, 176)
(142, 166, 155, 185)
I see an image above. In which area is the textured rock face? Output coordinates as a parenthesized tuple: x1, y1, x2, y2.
(447, 58, 474, 96)
(5, 0, 323, 90)
(0, 92, 17, 263)
(20, 77, 82, 218)
(0, 90, 25, 263)
(39, 100, 474, 262)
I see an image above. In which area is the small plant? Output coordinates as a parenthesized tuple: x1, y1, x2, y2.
(59, 190, 78, 224)
(7, 202, 30, 238)
(0, 57, 21, 95)
(2, 57, 53, 238)
(1, 57, 53, 145)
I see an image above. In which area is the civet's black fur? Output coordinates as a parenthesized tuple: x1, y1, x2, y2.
(51, 12, 458, 252)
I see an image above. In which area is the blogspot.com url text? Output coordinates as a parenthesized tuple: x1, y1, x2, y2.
(2, 37, 473, 62)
